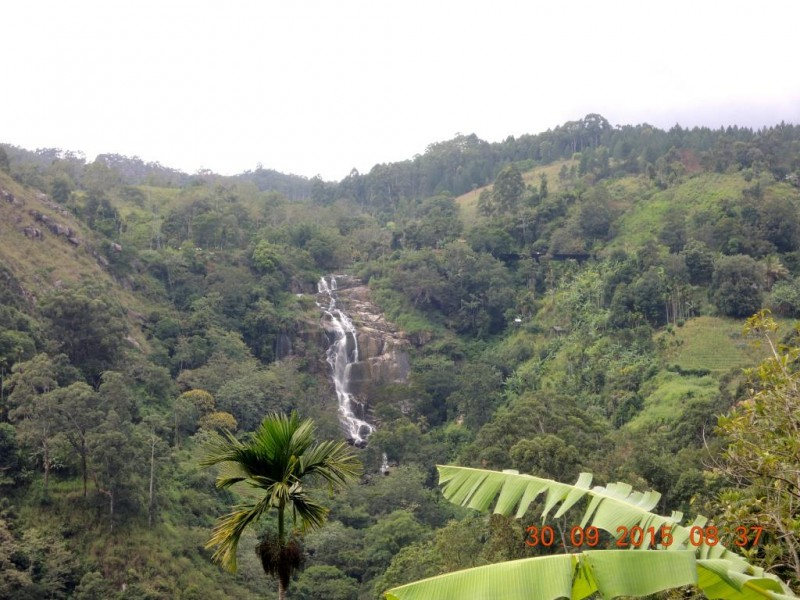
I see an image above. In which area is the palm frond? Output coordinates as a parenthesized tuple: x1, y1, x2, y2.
(199, 429, 245, 468)
(288, 486, 329, 532)
(205, 494, 274, 572)
(250, 411, 313, 470)
(298, 440, 363, 485)
(212, 460, 250, 490)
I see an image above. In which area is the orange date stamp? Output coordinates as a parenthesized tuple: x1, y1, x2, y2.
(525, 524, 764, 548)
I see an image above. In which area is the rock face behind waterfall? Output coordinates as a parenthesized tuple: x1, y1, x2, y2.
(318, 275, 410, 406)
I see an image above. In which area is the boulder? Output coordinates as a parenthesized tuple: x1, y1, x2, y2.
(22, 226, 43, 240)
(1, 189, 22, 206)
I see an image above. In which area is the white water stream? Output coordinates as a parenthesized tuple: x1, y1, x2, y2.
(317, 276, 375, 447)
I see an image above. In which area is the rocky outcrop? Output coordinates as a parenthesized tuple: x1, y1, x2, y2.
(318, 275, 410, 399)
(1, 188, 23, 207)
(28, 209, 83, 246)
(22, 226, 43, 240)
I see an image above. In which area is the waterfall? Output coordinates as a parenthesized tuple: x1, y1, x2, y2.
(380, 452, 390, 475)
(317, 275, 375, 447)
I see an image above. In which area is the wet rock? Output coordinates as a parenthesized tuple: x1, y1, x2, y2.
(317, 275, 414, 447)
(321, 275, 411, 395)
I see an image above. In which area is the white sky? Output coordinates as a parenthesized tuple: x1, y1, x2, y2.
(3, 0, 800, 181)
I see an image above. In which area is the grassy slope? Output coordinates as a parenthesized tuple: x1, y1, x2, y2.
(608, 172, 749, 250)
(0, 173, 109, 290)
(626, 370, 721, 429)
(659, 316, 762, 374)
(455, 160, 576, 226)
(626, 317, 766, 429)
(0, 172, 153, 348)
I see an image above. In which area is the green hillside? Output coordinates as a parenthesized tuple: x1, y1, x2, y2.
(2, 116, 800, 597)
(659, 315, 778, 374)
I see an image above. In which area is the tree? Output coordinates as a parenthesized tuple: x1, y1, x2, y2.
(362, 510, 429, 580)
(7, 354, 61, 497)
(251, 240, 283, 273)
(39, 286, 127, 382)
(477, 189, 494, 217)
(632, 267, 668, 326)
(681, 239, 714, 285)
(198, 411, 237, 433)
(403, 194, 463, 249)
(712, 255, 764, 317)
(141, 414, 170, 529)
(88, 410, 145, 533)
(53, 382, 101, 497)
(201, 412, 361, 600)
(0, 423, 21, 486)
(769, 277, 800, 317)
(50, 177, 72, 203)
(292, 565, 359, 600)
(385, 466, 796, 599)
(492, 165, 525, 214)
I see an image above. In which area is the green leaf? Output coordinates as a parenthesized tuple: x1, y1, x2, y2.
(385, 550, 698, 600)
(584, 550, 697, 597)
(428, 465, 797, 599)
(385, 554, 576, 600)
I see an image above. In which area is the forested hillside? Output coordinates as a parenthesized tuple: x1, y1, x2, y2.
(1, 114, 800, 599)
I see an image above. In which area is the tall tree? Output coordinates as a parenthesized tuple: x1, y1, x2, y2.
(201, 412, 361, 600)
(88, 410, 144, 533)
(492, 165, 525, 214)
(53, 382, 101, 497)
(7, 354, 62, 497)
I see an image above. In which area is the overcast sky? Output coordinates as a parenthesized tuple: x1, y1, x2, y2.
(4, 1, 799, 181)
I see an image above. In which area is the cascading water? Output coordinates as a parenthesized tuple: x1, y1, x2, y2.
(317, 275, 375, 447)
(380, 452, 390, 475)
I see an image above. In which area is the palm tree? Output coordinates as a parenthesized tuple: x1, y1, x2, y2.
(201, 411, 361, 600)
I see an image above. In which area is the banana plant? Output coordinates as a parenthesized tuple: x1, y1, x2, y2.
(384, 466, 797, 600)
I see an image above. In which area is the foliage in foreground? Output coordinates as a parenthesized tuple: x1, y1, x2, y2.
(714, 311, 800, 586)
(385, 465, 797, 600)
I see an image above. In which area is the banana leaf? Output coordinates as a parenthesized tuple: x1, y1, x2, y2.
(383, 466, 796, 599)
